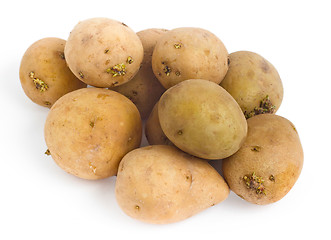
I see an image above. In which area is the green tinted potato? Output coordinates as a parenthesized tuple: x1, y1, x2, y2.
(152, 27, 228, 89)
(220, 51, 283, 118)
(44, 88, 142, 180)
(158, 79, 247, 159)
(115, 145, 229, 224)
(19, 37, 86, 107)
(222, 114, 303, 205)
(111, 29, 167, 119)
(65, 18, 143, 88)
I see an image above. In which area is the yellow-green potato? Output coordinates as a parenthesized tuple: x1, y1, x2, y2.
(65, 18, 143, 88)
(44, 88, 142, 180)
(152, 27, 228, 89)
(19, 37, 86, 108)
(222, 114, 303, 205)
(115, 145, 229, 224)
(220, 51, 283, 119)
(111, 28, 167, 119)
(145, 102, 173, 146)
(158, 79, 247, 159)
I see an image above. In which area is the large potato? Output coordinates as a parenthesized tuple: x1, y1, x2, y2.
(115, 145, 229, 224)
(19, 37, 86, 107)
(65, 18, 143, 88)
(145, 102, 172, 146)
(158, 79, 247, 159)
(220, 51, 283, 118)
(44, 88, 142, 180)
(152, 27, 228, 89)
(222, 114, 303, 205)
(111, 28, 167, 119)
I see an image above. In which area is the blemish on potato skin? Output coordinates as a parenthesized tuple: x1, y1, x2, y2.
(29, 72, 49, 92)
(269, 175, 275, 181)
(227, 57, 230, 66)
(134, 205, 140, 210)
(44, 101, 51, 106)
(88, 162, 97, 174)
(261, 59, 270, 73)
(97, 93, 110, 100)
(126, 56, 133, 64)
(45, 149, 51, 155)
(122, 22, 128, 27)
(177, 130, 183, 135)
(164, 65, 171, 76)
(243, 172, 266, 195)
(244, 95, 276, 119)
(251, 146, 261, 152)
(89, 121, 95, 128)
(175, 71, 181, 76)
(58, 52, 65, 59)
(104, 49, 110, 54)
(78, 71, 84, 79)
(132, 90, 138, 96)
(174, 43, 182, 49)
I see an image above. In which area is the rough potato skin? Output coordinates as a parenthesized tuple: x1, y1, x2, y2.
(152, 27, 228, 89)
(44, 88, 142, 180)
(145, 102, 173, 145)
(111, 29, 167, 119)
(222, 114, 303, 205)
(19, 37, 86, 107)
(64, 18, 143, 88)
(158, 79, 247, 159)
(115, 145, 229, 224)
(220, 51, 283, 118)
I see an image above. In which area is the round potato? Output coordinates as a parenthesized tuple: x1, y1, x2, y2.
(44, 88, 142, 180)
(65, 18, 143, 88)
(158, 79, 247, 159)
(220, 51, 283, 118)
(152, 27, 228, 89)
(19, 37, 86, 108)
(111, 28, 167, 119)
(222, 114, 303, 205)
(115, 145, 229, 224)
(145, 102, 172, 145)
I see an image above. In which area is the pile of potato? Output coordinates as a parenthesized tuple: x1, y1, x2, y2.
(19, 17, 303, 224)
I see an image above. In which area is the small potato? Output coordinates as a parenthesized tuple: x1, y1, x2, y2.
(220, 51, 283, 118)
(115, 145, 229, 224)
(111, 29, 167, 119)
(152, 27, 228, 89)
(65, 18, 143, 88)
(222, 114, 303, 205)
(44, 88, 142, 180)
(158, 79, 247, 159)
(145, 102, 172, 145)
(19, 37, 86, 107)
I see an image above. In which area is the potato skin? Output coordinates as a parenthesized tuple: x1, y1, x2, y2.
(64, 18, 143, 88)
(158, 79, 247, 159)
(115, 145, 229, 224)
(111, 29, 167, 119)
(222, 114, 303, 205)
(220, 51, 283, 118)
(44, 88, 142, 180)
(145, 102, 173, 145)
(19, 37, 86, 107)
(152, 27, 228, 89)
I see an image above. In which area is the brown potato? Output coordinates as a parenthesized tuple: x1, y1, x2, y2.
(222, 114, 303, 205)
(19, 37, 86, 108)
(111, 28, 167, 119)
(64, 18, 143, 88)
(115, 145, 229, 224)
(44, 88, 142, 180)
(158, 79, 247, 159)
(152, 27, 228, 89)
(220, 51, 283, 118)
(145, 102, 173, 146)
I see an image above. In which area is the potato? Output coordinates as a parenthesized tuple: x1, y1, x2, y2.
(115, 145, 229, 224)
(222, 114, 303, 205)
(19, 37, 86, 108)
(220, 51, 283, 118)
(145, 102, 173, 145)
(64, 18, 143, 88)
(111, 28, 167, 119)
(152, 27, 228, 89)
(158, 79, 247, 159)
(44, 88, 142, 180)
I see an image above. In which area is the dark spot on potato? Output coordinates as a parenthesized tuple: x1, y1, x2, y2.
(112, 81, 119, 86)
(261, 59, 270, 73)
(105, 59, 110, 65)
(243, 172, 266, 195)
(132, 90, 138, 96)
(58, 52, 65, 60)
(90, 121, 94, 128)
(78, 71, 84, 79)
(251, 146, 261, 152)
(269, 175, 275, 181)
(175, 71, 181, 76)
(44, 101, 51, 106)
(122, 22, 128, 27)
(45, 149, 51, 155)
(158, 72, 162, 76)
(164, 66, 171, 76)
(127, 56, 133, 64)
(174, 43, 182, 49)
(104, 49, 110, 54)
(161, 61, 166, 65)
(135, 205, 140, 210)
(97, 93, 110, 100)
(177, 130, 183, 135)
(227, 57, 230, 66)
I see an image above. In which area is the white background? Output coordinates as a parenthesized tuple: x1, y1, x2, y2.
(1, 0, 330, 239)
